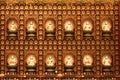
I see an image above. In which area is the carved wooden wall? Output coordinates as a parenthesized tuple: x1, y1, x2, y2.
(0, 2, 120, 80)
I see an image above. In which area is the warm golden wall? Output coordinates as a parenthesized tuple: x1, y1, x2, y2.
(0, 1, 120, 80)
(0, 0, 120, 4)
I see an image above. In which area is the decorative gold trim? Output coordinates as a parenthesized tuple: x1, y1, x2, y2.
(0, 0, 119, 4)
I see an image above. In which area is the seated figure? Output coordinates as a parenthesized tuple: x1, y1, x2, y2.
(83, 54, 93, 66)
(45, 19, 56, 40)
(64, 54, 74, 74)
(83, 54, 93, 72)
(101, 19, 112, 39)
(26, 20, 36, 40)
(64, 19, 74, 40)
(45, 55, 56, 74)
(46, 55, 55, 67)
(82, 18, 93, 39)
(7, 19, 18, 40)
(26, 55, 36, 66)
(64, 55, 74, 67)
(102, 55, 112, 66)
(7, 54, 18, 73)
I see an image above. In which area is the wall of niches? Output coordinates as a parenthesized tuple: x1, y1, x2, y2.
(0, 3, 120, 80)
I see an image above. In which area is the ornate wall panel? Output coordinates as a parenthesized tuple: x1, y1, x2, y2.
(0, 1, 120, 80)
